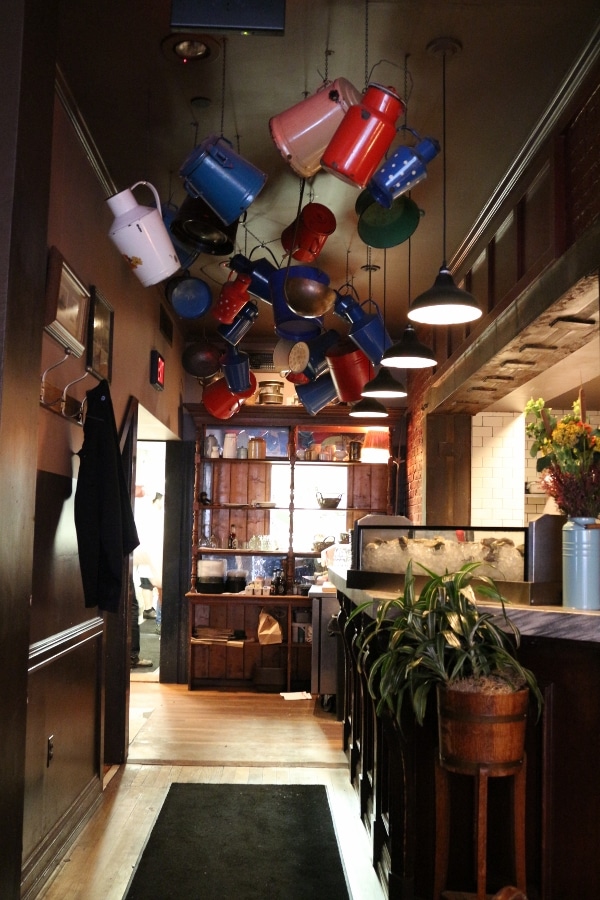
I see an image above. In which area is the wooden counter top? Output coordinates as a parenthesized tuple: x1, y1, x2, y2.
(327, 565, 600, 644)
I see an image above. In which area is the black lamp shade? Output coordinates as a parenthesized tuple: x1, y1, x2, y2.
(407, 266, 481, 325)
(361, 367, 407, 398)
(381, 324, 437, 369)
(348, 397, 389, 418)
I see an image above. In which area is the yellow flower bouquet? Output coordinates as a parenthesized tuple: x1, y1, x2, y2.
(524, 394, 600, 518)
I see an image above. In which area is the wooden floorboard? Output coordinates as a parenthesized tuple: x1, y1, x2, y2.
(34, 683, 384, 900)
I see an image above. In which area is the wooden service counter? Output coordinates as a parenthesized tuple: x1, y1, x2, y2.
(327, 566, 600, 900)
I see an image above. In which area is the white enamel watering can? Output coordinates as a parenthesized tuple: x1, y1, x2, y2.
(106, 181, 181, 286)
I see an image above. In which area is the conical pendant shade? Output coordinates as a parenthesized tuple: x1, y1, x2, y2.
(361, 367, 407, 398)
(407, 265, 481, 325)
(381, 324, 437, 368)
(348, 397, 389, 418)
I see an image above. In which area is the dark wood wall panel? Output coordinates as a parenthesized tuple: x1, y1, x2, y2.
(30, 472, 88, 643)
(21, 626, 103, 892)
(425, 414, 472, 524)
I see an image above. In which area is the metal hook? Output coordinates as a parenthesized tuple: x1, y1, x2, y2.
(40, 350, 71, 406)
(61, 370, 91, 422)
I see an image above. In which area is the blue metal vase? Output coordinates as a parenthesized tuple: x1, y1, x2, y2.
(562, 517, 600, 610)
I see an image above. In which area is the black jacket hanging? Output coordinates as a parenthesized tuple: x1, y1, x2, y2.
(74, 380, 139, 612)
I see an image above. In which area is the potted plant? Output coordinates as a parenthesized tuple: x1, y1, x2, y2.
(349, 560, 542, 766)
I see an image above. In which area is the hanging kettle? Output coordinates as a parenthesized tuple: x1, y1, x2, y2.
(320, 84, 405, 188)
(161, 203, 199, 270)
(106, 181, 180, 286)
(367, 129, 440, 208)
(170, 195, 238, 256)
(212, 272, 252, 324)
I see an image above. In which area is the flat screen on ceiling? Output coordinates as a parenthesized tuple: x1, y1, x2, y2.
(170, 0, 286, 35)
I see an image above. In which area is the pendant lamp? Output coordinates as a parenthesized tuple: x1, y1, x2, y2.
(360, 426, 391, 463)
(408, 39, 481, 327)
(381, 324, 437, 368)
(361, 366, 407, 398)
(349, 397, 388, 418)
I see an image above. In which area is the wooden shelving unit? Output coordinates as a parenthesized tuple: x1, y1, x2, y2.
(184, 406, 402, 692)
(187, 593, 313, 692)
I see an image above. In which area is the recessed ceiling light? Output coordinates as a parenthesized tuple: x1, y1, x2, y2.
(160, 33, 221, 64)
(191, 96, 212, 111)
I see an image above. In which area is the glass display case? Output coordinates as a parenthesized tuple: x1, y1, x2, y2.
(349, 513, 565, 605)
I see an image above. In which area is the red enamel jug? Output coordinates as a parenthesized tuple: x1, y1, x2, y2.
(320, 83, 405, 188)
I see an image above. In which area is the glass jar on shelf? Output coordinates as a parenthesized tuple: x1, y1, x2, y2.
(199, 529, 218, 549)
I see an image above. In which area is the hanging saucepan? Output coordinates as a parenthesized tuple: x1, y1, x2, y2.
(161, 202, 199, 270)
(165, 270, 212, 319)
(181, 341, 222, 379)
(356, 190, 421, 248)
(170, 195, 238, 256)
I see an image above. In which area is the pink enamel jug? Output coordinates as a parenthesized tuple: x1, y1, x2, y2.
(269, 77, 362, 178)
(320, 83, 405, 188)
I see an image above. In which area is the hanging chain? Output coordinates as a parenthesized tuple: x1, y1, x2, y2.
(220, 37, 227, 136)
(364, 0, 370, 91)
(441, 49, 447, 264)
(403, 53, 410, 134)
(324, 44, 331, 84)
(383, 248, 387, 322)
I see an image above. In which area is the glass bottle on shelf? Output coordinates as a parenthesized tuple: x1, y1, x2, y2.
(199, 529, 218, 549)
(228, 524, 238, 549)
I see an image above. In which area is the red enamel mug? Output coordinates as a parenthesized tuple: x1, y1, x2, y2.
(281, 203, 337, 263)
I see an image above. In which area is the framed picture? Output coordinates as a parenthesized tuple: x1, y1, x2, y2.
(86, 286, 114, 382)
(44, 247, 90, 357)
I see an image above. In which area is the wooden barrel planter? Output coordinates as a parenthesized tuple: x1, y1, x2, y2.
(437, 683, 529, 775)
